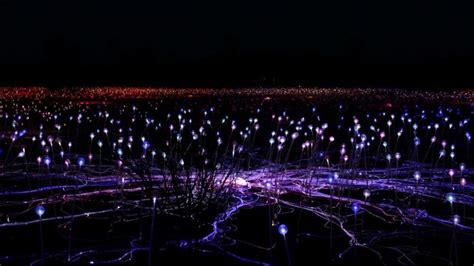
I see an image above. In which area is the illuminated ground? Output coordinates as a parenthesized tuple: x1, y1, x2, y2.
(0, 88, 473, 265)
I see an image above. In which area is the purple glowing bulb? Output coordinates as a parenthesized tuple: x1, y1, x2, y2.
(395, 152, 401, 160)
(43, 156, 51, 167)
(291, 132, 299, 140)
(264, 181, 272, 189)
(452, 215, 460, 225)
(448, 169, 455, 177)
(278, 224, 288, 236)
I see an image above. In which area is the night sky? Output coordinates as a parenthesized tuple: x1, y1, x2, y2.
(1, 1, 474, 86)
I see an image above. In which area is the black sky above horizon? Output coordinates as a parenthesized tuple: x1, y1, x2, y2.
(1, 1, 474, 86)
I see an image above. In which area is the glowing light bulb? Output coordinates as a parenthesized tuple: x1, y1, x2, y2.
(35, 205, 45, 217)
(413, 171, 421, 181)
(328, 176, 334, 184)
(363, 189, 371, 199)
(142, 140, 150, 150)
(278, 224, 288, 236)
(395, 152, 401, 160)
(414, 137, 420, 146)
(351, 202, 360, 213)
(460, 178, 466, 186)
(448, 169, 455, 177)
(78, 157, 85, 167)
(264, 181, 272, 189)
(452, 215, 460, 225)
(459, 163, 465, 171)
(446, 193, 455, 204)
(43, 156, 51, 167)
(97, 141, 103, 148)
(441, 140, 447, 148)
(291, 132, 299, 140)
(439, 150, 446, 158)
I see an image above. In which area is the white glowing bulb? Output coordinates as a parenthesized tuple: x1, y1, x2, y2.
(363, 189, 371, 199)
(413, 171, 421, 181)
(291, 132, 299, 140)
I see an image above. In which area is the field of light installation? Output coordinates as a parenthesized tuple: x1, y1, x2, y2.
(0, 87, 473, 266)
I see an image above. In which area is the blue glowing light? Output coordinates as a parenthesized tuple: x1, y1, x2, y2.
(43, 156, 51, 166)
(142, 140, 150, 150)
(351, 202, 360, 213)
(278, 224, 288, 236)
(446, 193, 455, 204)
(35, 205, 45, 217)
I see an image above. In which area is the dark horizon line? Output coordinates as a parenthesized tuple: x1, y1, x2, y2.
(0, 63, 473, 89)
